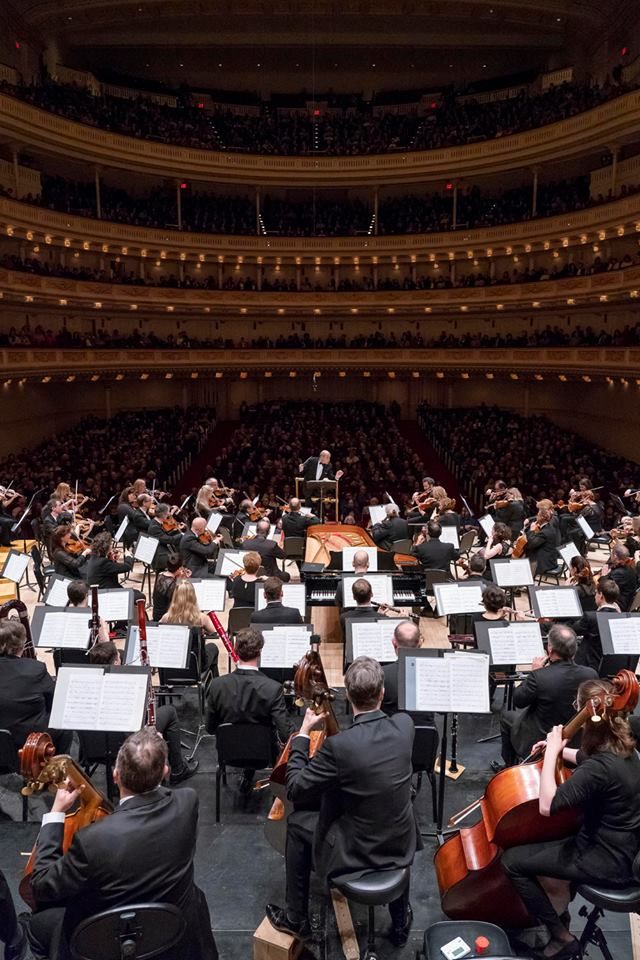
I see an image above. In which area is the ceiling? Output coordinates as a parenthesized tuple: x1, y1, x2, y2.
(7, 0, 634, 95)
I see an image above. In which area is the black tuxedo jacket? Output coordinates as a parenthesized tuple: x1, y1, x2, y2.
(52, 548, 87, 581)
(510, 659, 598, 757)
(282, 512, 318, 539)
(526, 522, 559, 573)
(205, 667, 294, 743)
(340, 605, 378, 631)
(381, 661, 434, 724)
(286, 710, 418, 882)
(0, 655, 55, 748)
(242, 536, 286, 579)
(573, 604, 620, 670)
(116, 503, 149, 547)
(31, 786, 216, 959)
(180, 531, 219, 579)
(608, 564, 637, 611)
(371, 516, 409, 550)
(301, 458, 336, 483)
(251, 601, 303, 625)
(411, 538, 458, 571)
(84, 554, 134, 590)
(147, 519, 183, 571)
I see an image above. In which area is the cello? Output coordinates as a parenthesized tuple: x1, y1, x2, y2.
(434, 668, 639, 928)
(262, 638, 340, 855)
(18, 732, 113, 909)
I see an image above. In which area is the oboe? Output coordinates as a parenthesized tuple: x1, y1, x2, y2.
(209, 610, 239, 664)
(136, 598, 156, 726)
(89, 585, 100, 649)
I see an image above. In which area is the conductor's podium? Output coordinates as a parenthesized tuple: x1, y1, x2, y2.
(304, 524, 416, 643)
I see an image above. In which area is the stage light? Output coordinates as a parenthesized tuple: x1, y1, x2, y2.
(532, 301, 540, 308)
(339, 371, 347, 378)
(388, 372, 396, 379)
(289, 371, 297, 378)
(165, 372, 173, 379)
(94, 302, 102, 308)
(412, 372, 420, 378)
(510, 373, 519, 380)
(41, 376, 51, 383)
(91, 375, 100, 382)
(436, 372, 444, 379)
(486, 373, 494, 379)
(140, 373, 149, 380)
(567, 298, 576, 306)
(24, 295, 33, 302)
(166, 305, 174, 312)
(599, 295, 608, 302)
(445, 182, 453, 191)
(559, 375, 567, 382)
(496, 304, 504, 310)
(115, 374, 124, 381)
(363, 371, 371, 378)
(215, 372, 223, 379)
(582, 376, 591, 383)
(534, 374, 543, 381)
(66, 375, 76, 382)
(264, 371, 272, 378)
(461, 372, 469, 379)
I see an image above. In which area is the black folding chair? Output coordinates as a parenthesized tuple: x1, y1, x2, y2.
(70, 902, 186, 960)
(412, 724, 439, 823)
(214, 721, 274, 822)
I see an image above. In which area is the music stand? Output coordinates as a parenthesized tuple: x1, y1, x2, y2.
(304, 480, 338, 523)
(257, 625, 313, 683)
(344, 618, 401, 667)
(10, 486, 44, 592)
(0, 549, 30, 602)
(597, 611, 640, 675)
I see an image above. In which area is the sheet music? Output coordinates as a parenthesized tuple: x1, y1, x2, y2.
(488, 623, 544, 664)
(609, 618, 640, 654)
(191, 578, 227, 611)
(2, 551, 29, 583)
(439, 526, 460, 548)
(45, 576, 73, 606)
(577, 516, 594, 539)
(257, 582, 306, 616)
(218, 551, 246, 576)
(351, 620, 397, 661)
(128, 624, 190, 669)
(558, 542, 581, 567)
(479, 515, 495, 536)
(260, 629, 311, 668)
(52, 667, 148, 732)
(343, 574, 393, 607)
(413, 653, 490, 713)
(493, 559, 533, 586)
(368, 505, 387, 525)
(39, 611, 90, 648)
(534, 588, 582, 618)
(342, 547, 378, 571)
(206, 512, 223, 533)
(434, 583, 483, 616)
(299, 507, 313, 516)
(114, 517, 129, 542)
(134, 535, 158, 566)
(245, 522, 279, 541)
(97, 589, 133, 621)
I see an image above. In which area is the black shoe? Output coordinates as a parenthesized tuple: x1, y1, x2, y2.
(534, 938, 581, 959)
(6, 917, 30, 960)
(170, 759, 199, 784)
(239, 773, 254, 795)
(265, 904, 311, 941)
(389, 904, 413, 947)
(490, 759, 507, 773)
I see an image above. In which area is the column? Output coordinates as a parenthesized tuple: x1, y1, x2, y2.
(256, 187, 261, 235)
(12, 149, 19, 197)
(176, 182, 182, 231)
(452, 184, 458, 230)
(373, 262, 378, 289)
(257, 261, 263, 290)
(217, 261, 224, 288)
(450, 262, 456, 284)
(178, 260, 184, 282)
(609, 145, 619, 196)
(373, 186, 379, 235)
(295, 262, 301, 291)
(139, 259, 145, 281)
(334, 263, 340, 289)
(411, 260, 417, 284)
(490, 260, 496, 280)
(531, 166, 540, 218)
(94, 168, 102, 219)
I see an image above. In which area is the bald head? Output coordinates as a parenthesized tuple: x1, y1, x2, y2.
(393, 621, 421, 650)
(319, 450, 331, 464)
(256, 518, 271, 537)
(352, 550, 370, 572)
(192, 517, 207, 534)
(289, 497, 302, 513)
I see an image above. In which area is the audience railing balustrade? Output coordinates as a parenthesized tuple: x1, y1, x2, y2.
(2, 90, 640, 186)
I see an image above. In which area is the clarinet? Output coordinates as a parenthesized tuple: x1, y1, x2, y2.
(209, 610, 239, 664)
(136, 598, 157, 726)
(89, 585, 100, 649)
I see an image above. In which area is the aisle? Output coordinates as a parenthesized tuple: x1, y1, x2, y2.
(397, 420, 462, 501)
(177, 419, 240, 496)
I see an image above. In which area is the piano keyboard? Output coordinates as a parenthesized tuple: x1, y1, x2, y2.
(305, 574, 424, 607)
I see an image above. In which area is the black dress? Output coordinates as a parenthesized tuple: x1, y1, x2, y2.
(502, 749, 640, 930)
(229, 577, 257, 608)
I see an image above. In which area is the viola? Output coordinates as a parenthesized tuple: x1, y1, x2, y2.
(198, 529, 215, 545)
(434, 669, 639, 928)
(161, 516, 181, 533)
(63, 535, 89, 555)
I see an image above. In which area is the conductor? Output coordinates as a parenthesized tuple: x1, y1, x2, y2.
(298, 450, 344, 483)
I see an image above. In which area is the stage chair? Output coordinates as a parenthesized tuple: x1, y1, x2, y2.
(283, 536, 305, 569)
(0, 729, 28, 821)
(330, 866, 410, 960)
(576, 876, 640, 960)
(459, 529, 477, 558)
(535, 562, 566, 586)
(31, 545, 54, 602)
(422, 569, 450, 616)
(69, 902, 185, 960)
(227, 605, 254, 637)
(412, 724, 439, 823)
(214, 722, 273, 822)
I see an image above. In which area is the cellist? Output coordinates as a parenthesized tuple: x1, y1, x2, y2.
(502, 678, 640, 959)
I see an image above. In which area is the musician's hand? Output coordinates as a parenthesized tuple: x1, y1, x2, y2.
(52, 779, 82, 813)
(625, 489, 632, 497)
(531, 655, 547, 671)
(300, 707, 329, 737)
(546, 725, 567, 757)
(335, 470, 344, 480)
(298, 463, 304, 473)
(531, 739, 547, 756)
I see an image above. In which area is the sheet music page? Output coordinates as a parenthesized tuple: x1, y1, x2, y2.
(479, 515, 495, 536)
(343, 574, 393, 607)
(219, 551, 246, 576)
(439, 526, 460, 548)
(128, 625, 190, 668)
(351, 621, 397, 661)
(299, 507, 313, 516)
(98, 672, 148, 731)
(98, 590, 132, 621)
(114, 517, 129, 542)
(413, 657, 451, 712)
(435, 583, 483, 616)
(609, 618, 640, 653)
(39, 611, 89, 648)
(3, 552, 29, 583)
(444, 652, 491, 713)
(488, 623, 543, 664)
(558, 542, 581, 567)
(368, 505, 387, 525)
(246, 523, 277, 539)
(494, 559, 533, 586)
(535, 588, 582, 618)
(577, 516, 594, 539)
(342, 547, 378, 571)
(191, 578, 227, 611)
(45, 577, 73, 606)
(56, 669, 104, 729)
(257, 582, 306, 615)
(134, 536, 158, 566)
(260, 630, 310, 668)
(206, 512, 223, 533)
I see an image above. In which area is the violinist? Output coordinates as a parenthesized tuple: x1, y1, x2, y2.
(49, 525, 90, 580)
(116, 486, 148, 548)
(180, 518, 223, 579)
(481, 521, 513, 571)
(196, 481, 218, 520)
(147, 503, 184, 572)
(501, 487, 526, 538)
(525, 507, 560, 574)
(152, 556, 192, 622)
(265, 657, 417, 947)
(610, 515, 640, 557)
(436, 497, 462, 533)
(0, 485, 18, 547)
(573, 578, 621, 670)
(568, 556, 596, 612)
(234, 498, 266, 542)
(370, 503, 409, 551)
(501, 678, 640, 960)
(601, 543, 637, 610)
(83, 532, 135, 591)
(411, 520, 459, 572)
(281, 498, 318, 539)
(41, 499, 69, 554)
(497, 624, 597, 771)
(228, 551, 263, 609)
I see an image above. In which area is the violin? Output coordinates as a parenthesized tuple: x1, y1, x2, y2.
(161, 516, 183, 533)
(198, 529, 215, 545)
(63, 534, 89, 555)
(435, 669, 639, 928)
(417, 497, 438, 514)
(18, 732, 113, 908)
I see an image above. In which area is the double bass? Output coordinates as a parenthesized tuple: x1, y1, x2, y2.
(262, 638, 339, 855)
(434, 668, 639, 928)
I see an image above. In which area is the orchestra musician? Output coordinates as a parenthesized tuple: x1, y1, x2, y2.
(573, 578, 622, 670)
(334, 549, 370, 608)
(371, 503, 410, 551)
(266, 657, 418, 947)
(116, 486, 149, 548)
(83, 531, 135, 590)
(501, 679, 640, 960)
(498, 624, 597, 769)
(601, 543, 637, 611)
(381, 620, 433, 722)
(41, 499, 70, 554)
(411, 520, 459, 572)
(159, 580, 219, 677)
(250, 577, 304, 625)
(497, 487, 526, 538)
(66, 581, 110, 644)
(49, 525, 90, 580)
(436, 497, 462, 533)
(152, 555, 192, 622)
(180, 518, 223, 579)
(147, 503, 184, 572)
(481, 521, 513, 568)
(281, 498, 319, 539)
(524, 506, 560, 574)
(242, 518, 290, 582)
(569, 556, 597, 612)
(24, 728, 217, 960)
(0, 485, 19, 546)
(228, 551, 263, 609)
(340, 578, 378, 631)
(406, 476, 435, 523)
